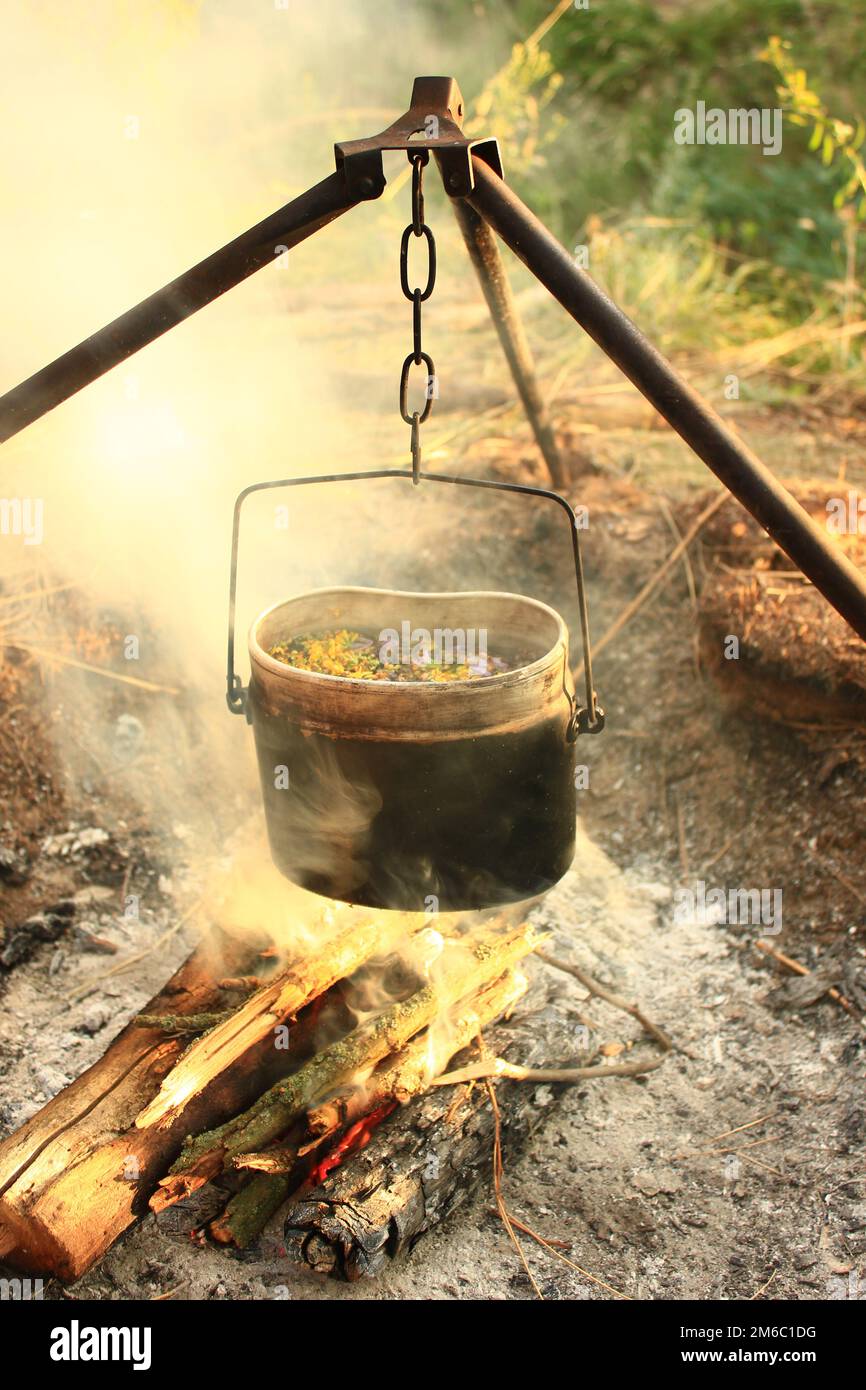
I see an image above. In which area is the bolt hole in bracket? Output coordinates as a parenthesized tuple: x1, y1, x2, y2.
(333, 76, 503, 199)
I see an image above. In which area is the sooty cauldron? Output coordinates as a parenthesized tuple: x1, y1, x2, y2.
(246, 586, 578, 910)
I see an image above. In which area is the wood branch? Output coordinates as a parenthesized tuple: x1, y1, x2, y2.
(135, 911, 429, 1132)
(302, 968, 528, 1146)
(134, 1011, 235, 1035)
(430, 1052, 667, 1084)
(0, 926, 258, 1280)
(535, 948, 674, 1052)
(282, 968, 587, 1280)
(232, 1149, 299, 1175)
(573, 489, 728, 676)
(209, 1173, 295, 1249)
(245, 977, 513, 1160)
(754, 939, 864, 1025)
(172, 924, 542, 1179)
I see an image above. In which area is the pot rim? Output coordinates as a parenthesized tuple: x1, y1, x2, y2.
(248, 585, 569, 691)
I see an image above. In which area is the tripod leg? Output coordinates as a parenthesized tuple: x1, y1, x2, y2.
(445, 190, 569, 491)
(466, 154, 866, 642)
(0, 170, 372, 443)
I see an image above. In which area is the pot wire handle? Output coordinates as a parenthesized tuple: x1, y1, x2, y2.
(227, 468, 409, 718)
(227, 467, 603, 736)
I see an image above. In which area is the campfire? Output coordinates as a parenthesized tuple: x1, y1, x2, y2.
(0, 888, 592, 1282)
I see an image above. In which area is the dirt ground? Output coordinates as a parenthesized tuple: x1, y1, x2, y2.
(1, 401, 865, 1302)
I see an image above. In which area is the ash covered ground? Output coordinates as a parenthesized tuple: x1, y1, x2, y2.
(1, 825, 863, 1302)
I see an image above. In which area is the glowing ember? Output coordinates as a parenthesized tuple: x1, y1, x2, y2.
(307, 1100, 397, 1188)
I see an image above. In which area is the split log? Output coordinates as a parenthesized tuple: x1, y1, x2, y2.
(0, 926, 258, 1279)
(282, 967, 590, 1279)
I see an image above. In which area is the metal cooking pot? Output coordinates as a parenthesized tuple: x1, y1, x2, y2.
(226, 466, 603, 910)
(248, 586, 576, 910)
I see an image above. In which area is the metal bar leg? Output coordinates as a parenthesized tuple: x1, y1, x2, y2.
(0, 170, 370, 443)
(466, 155, 866, 642)
(444, 183, 567, 490)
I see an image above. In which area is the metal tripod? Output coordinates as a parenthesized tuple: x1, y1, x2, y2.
(2, 76, 866, 643)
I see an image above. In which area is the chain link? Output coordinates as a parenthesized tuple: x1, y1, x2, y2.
(398, 151, 436, 483)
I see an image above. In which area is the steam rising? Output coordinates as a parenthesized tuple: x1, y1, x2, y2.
(1, 1, 555, 1017)
(1, 3, 491, 861)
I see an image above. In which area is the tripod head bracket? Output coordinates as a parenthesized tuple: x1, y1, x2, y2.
(334, 75, 502, 200)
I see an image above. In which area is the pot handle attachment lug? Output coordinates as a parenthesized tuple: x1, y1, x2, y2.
(569, 702, 605, 741)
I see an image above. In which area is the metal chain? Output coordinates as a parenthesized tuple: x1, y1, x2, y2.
(398, 150, 436, 484)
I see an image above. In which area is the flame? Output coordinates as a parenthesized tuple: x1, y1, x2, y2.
(135, 875, 436, 1131)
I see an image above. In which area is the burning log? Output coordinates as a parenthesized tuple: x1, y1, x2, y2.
(282, 967, 585, 1280)
(0, 927, 259, 1279)
(302, 967, 527, 1145)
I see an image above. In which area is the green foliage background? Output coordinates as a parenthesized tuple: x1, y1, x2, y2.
(436, 0, 866, 364)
